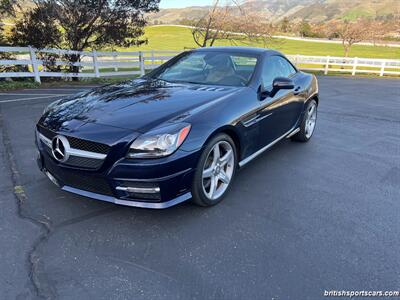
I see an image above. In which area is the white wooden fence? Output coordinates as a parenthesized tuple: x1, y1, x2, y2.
(288, 54, 400, 77)
(0, 46, 399, 83)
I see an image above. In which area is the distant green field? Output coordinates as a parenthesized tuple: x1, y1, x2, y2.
(114, 26, 400, 60)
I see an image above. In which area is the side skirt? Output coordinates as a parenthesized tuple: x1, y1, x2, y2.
(238, 127, 299, 168)
(286, 127, 300, 139)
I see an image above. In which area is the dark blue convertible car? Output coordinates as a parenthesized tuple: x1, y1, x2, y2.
(36, 47, 319, 208)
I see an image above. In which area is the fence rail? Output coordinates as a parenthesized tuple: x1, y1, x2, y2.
(1, 46, 399, 83)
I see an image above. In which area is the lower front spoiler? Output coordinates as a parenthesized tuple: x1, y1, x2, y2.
(63, 185, 192, 209)
(39, 155, 193, 209)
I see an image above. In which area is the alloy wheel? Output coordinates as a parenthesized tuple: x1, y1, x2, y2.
(305, 102, 317, 139)
(202, 141, 235, 200)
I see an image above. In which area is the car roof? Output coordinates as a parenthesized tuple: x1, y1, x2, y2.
(192, 46, 280, 56)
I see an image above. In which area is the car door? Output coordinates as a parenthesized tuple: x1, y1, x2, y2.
(256, 56, 303, 148)
(273, 56, 304, 133)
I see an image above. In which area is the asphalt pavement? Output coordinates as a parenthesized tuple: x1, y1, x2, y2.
(0, 77, 399, 300)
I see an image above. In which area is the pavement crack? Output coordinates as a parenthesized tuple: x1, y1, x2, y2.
(0, 107, 56, 300)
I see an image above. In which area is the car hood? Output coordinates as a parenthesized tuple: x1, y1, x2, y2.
(40, 79, 241, 133)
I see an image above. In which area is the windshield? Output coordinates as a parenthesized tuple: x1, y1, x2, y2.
(154, 52, 258, 87)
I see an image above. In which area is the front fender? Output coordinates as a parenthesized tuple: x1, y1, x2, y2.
(180, 88, 259, 161)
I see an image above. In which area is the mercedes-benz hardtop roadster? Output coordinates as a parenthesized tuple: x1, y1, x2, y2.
(36, 47, 319, 208)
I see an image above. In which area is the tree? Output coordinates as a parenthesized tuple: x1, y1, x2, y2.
(11, 4, 61, 48)
(0, 0, 18, 44)
(0, 0, 19, 17)
(191, 0, 232, 47)
(0, 22, 5, 45)
(229, 10, 274, 47)
(10, 0, 160, 77)
(298, 20, 312, 37)
(0, 0, 25, 75)
(368, 20, 389, 45)
(392, 17, 400, 37)
(325, 19, 371, 57)
(280, 17, 290, 33)
(191, 0, 273, 48)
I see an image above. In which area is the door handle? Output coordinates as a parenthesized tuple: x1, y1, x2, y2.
(293, 86, 301, 95)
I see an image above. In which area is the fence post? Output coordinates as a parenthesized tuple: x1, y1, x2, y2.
(139, 51, 145, 76)
(324, 56, 330, 75)
(113, 52, 118, 72)
(92, 50, 100, 78)
(151, 50, 155, 67)
(352, 57, 358, 76)
(29, 46, 41, 83)
(292, 54, 299, 66)
(380, 60, 386, 77)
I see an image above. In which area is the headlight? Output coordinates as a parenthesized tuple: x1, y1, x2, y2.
(127, 123, 191, 158)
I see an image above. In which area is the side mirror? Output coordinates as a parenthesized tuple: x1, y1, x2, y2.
(271, 77, 294, 97)
(260, 77, 294, 99)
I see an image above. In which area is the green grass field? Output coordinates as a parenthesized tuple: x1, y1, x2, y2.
(114, 25, 400, 60)
(1, 24, 399, 90)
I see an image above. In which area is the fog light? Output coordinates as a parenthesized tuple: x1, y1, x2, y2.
(116, 186, 160, 193)
(116, 182, 161, 202)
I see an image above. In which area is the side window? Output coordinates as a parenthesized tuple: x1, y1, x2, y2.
(231, 56, 258, 81)
(262, 56, 297, 87)
(276, 56, 297, 77)
(262, 57, 278, 87)
(231, 56, 257, 69)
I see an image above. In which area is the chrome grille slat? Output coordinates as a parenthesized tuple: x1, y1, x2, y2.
(37, 125, 110, 154)
(37, 126, 109, 170)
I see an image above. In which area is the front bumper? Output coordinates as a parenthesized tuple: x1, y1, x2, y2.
(62, 186, 192, 209)
(37, 142, 200, 209)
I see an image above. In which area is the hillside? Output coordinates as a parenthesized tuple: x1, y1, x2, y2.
(291, 0, 400, 22)
(148, 0, 400, 24)
(114, 25, 400, 59)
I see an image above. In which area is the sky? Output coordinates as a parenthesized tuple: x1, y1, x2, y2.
(160, 0, 214, 8)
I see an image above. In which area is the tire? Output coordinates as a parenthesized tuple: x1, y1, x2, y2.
(192, 133, 237, 207)
(291, 99, 318, 142)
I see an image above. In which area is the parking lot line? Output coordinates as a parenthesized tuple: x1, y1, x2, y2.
(22, 87, 97, 91)
(0, 93, 71, 96)
(0, 94, 69, 103)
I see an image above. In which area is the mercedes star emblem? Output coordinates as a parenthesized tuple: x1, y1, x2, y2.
(51, 135, 70, 162)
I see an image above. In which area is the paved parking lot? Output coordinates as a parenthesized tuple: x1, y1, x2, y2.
(0, 77, 399, 299)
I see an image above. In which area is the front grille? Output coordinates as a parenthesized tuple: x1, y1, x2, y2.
(67, 136, 110, 154)
(37, 125, 110, 154)
(44, 156, 114, 196)
(40, 133, 105, 170)
(64, 156, 104, 169)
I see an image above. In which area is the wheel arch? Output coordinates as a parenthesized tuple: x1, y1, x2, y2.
(203, 125, 242, 162)
(302, 93, 319, 114)
(310, 94, 319, 105)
